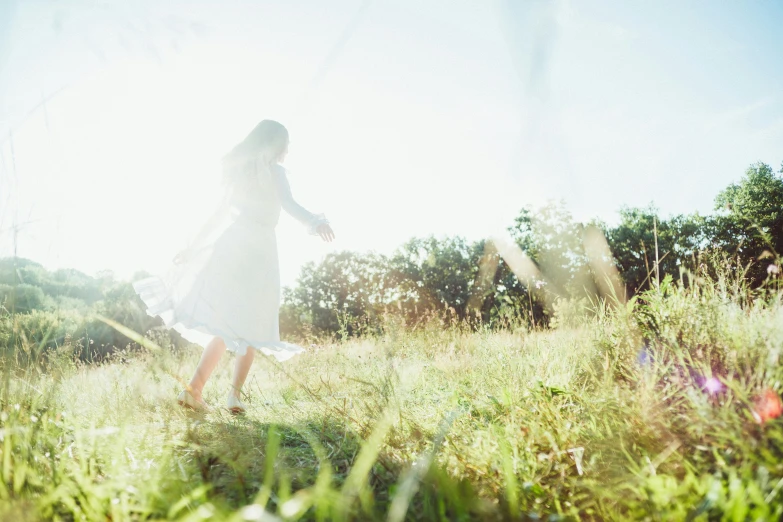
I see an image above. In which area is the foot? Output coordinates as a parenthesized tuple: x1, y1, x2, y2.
(226, 394, 247, 415)
(177, 389, 210, 412)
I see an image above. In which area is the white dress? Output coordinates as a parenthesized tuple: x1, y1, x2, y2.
(133, 160, 327, 361)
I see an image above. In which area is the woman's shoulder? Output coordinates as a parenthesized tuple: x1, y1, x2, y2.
(271, 163, 287, 177)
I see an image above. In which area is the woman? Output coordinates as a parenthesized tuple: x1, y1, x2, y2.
(133, 120, 334, 414)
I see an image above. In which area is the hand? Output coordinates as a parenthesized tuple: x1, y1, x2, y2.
(316, 223, 335, 242)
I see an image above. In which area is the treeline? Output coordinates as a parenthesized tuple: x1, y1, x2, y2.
(0, 261, 183, 362)
(0, 162, 780, 359)
(279, 161, 783, 337)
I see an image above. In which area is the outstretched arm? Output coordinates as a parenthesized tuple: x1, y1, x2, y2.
(273, 167, 334, 242)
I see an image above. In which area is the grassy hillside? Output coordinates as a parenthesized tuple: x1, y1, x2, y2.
(1, 268, 782, 521)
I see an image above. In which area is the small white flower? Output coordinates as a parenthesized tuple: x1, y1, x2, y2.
(196, 503, 215, 519)
(242, 505, 263, 520)
(768, 264, 780, 275)
(280, 495, 308, 518)
(241, 504, 278, 521)
(535, 280, 547, 289)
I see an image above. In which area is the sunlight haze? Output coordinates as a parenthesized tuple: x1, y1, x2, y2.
(1, 0, 782, 287)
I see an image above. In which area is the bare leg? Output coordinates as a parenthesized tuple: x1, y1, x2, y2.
(188, 336, 227, 402)
(230, 348, 255, 399)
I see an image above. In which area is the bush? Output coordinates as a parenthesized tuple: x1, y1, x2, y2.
(0, 283, 47, 314)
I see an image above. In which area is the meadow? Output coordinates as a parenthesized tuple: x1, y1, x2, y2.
(1, 263, 782, 521)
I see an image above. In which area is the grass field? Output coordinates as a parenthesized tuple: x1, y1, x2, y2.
(2, 271, 783, 521)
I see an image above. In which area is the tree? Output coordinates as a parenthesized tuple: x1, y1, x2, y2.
(604, 207, 708, 294)
(466, 237, 542, 327)
(281, 251, 391, 337)
(712, 162, 783, 285)
(0, 283, 46, 314)
(508, 202, 598, 302)
(0, 258, 102, 306)
(387, 236, 483, 323)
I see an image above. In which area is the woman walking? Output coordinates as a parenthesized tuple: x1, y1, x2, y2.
(133, 120, 334, 414)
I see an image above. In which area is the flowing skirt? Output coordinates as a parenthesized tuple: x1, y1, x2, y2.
(133, 216, 305, 361)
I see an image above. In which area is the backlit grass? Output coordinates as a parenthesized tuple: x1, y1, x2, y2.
(2, 271, 783, 520)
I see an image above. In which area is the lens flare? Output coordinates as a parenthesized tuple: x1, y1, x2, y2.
(752, 389, 783, 424)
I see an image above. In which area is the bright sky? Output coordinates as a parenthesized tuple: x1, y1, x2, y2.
(1, 0, 782, 288)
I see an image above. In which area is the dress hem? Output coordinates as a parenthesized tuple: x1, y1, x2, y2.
(133, 276, 304, 362)
(170, 318, 305, 361)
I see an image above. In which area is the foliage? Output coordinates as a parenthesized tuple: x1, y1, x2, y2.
(507, 202, 596, 299)
(0, 283, 47, 314)
(387, 236, 484, 322)
(712, 161, 783, 285)
(0, 258, 103, 305)
(1, 160, 783, 519)
(281, 162, 781, 339)
(2, 160, 782, 345)
(281, 251, 392, 339)
(2, 264, 783, 520)
(0, 259, 184, 362)
(603, 206, 709, 295)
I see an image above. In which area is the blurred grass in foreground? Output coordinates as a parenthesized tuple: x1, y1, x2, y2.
(1, 262, 783, 521)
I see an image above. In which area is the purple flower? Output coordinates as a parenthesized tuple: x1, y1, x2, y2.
(637, 345, 653, 366)
(703, 377, 724, 394)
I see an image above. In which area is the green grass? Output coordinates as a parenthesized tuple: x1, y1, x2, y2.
(2, 273, 783, 520)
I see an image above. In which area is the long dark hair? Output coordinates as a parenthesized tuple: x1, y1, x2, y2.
(221, 120, 288, 184)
